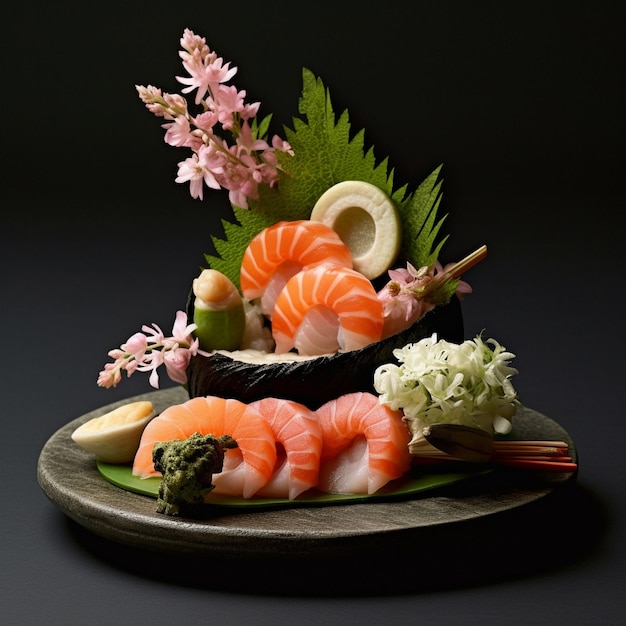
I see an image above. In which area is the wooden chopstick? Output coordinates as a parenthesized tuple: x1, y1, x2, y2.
(411, 438, 578, 472)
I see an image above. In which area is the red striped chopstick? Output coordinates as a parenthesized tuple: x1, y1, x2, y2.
(490, 440, 577, 471)
(411, 439, 578, 472)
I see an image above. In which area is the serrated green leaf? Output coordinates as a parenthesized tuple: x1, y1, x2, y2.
(205, 68, 449, 291)
(205, 208, 276, 289)
(397, 165, 446, 267)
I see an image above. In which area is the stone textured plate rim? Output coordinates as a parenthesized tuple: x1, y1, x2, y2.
(37, 387, 578, 558)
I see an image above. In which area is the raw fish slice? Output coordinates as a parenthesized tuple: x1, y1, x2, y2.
(293, 306, 340, 356)
(258, 260, 301, 319)
(250, 397, 323, 499)
(240, 220, 353, 316)
(315, 392, 412, 494)
(132, 396, 276, 499)
(272, 263, 384, 355)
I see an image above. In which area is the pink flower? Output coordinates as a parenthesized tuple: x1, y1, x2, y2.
(378, 284, 434, 339)
(136, 85, 165, 115)
(164, 348, 192, 384)
(97, 363, 121, 389)
(227, 188, 250, 210)
(175, 148, 223, 200)
(171, 310, 198, 345)
(140, 322, 165, 344)
(213, 84, 249, 129)
(97, 311, 208, 390)
(376, 258, 475, 339)
(435, 260, 473, 299)
(136, 348, 165, 388)
(137, 29, 293, 209)
(240, 101, 261, 121)
(236, 120, 270, 154)
(179, 28, 210, 58)
(136, 86, 187, 120)
(162, 92, 188, 116)
(121, 332, 148, 361)
(162, 116, 196, 148)
(193, 110, 219, 134)
(272, 135, 294, 155)
(377, 261, 465, 338)
(177, 49, 237, 105)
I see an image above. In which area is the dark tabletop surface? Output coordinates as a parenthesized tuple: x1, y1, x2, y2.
(3, 1, 625, 623)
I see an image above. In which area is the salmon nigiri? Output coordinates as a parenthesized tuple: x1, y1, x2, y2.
(315, 392, 412, 495)
(132, 396, 276, 499)
(249, 397, 323, 499)
(271, 263, 384, 356)
(240, 220, 353, 317)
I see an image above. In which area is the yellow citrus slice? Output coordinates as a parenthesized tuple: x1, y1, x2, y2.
(310, 181, 401, 279)
(71, 401, 156, 463)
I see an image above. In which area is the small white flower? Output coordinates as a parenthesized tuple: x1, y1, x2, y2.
(373, 333, 519, 438)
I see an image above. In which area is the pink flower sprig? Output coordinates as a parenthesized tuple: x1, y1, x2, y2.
(377, 260, 473, 339)
(97, 311, 209, 390)
(136, 28, 293, 209)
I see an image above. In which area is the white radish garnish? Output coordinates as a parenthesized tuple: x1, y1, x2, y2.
(310, 180, 401, 279)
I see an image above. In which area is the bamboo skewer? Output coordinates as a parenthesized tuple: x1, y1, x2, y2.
(440, 244, 488, 281)
(417, 244, 488, 300)
(411, 438, 577, 472)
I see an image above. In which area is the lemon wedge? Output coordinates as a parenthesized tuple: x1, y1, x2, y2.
(71, 400, 156, 463)
(310, 181, 401, 279)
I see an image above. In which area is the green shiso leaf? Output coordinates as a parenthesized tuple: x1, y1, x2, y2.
(206, 68, 450, 293)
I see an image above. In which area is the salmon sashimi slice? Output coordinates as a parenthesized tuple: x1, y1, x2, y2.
(240, 220, 353, 316)
(315, 392, 412, 495)
(249, 397, 323, 499)
(271, 263, 384, 356)
(132, 396, 277, 499)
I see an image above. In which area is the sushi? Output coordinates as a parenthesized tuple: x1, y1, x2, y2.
(133, 396, 276, 498)
(250, 397, 323, 499)
(271, 262, 384, 356)
(315, 392, 412, 495)
(131, 392, 414, 498)
(240, 220, 353, 317)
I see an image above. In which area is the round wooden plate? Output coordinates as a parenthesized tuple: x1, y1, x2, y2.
(37, 387, 577, 558)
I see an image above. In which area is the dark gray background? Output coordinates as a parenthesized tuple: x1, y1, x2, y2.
(3, 1, 625, 623)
